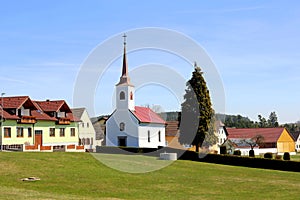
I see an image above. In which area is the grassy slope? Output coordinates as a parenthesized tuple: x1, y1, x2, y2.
(0, 152, 300, 200)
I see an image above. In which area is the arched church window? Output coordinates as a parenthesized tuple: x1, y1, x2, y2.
(130, 91, 133, 100)
(120, 91, 125, 100)
(120, 122, 125, 131)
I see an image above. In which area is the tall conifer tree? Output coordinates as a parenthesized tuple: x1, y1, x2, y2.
(179, 63, 214, 152)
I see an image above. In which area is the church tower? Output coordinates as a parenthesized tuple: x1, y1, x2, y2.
(116, 34, 135, 111)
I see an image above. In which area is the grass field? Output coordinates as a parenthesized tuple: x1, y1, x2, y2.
(0, 152, 300, 200)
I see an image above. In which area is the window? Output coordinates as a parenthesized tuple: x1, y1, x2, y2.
(120, 91, 125, 100)
(158, 131, 161, 142)
(28, 128, 32, 137)
(60, 128, 65, 137)
(82, 123, 84, 128)
(4, 127, 11, 138)
(17, 127, 24, 137)
(81, 138, 85, 145)
(91, 137, 93, 145)
(49, 128, 55, 137)
(120, 122, 125, 131)
(148, 131, 150, 143)
(86, 138, 90, 145)
(87, 122, 89, 128)
(70, 128, 75, 137)
(130, 91, 133, 100)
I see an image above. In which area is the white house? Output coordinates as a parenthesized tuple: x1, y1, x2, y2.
(217, 121, 227, 146)
(106, 36, 166, 148)
(72, 108, 99, 151)
(291, 132, 300, 152)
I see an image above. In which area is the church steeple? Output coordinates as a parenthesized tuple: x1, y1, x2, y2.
(117, 34, 131, 86)
(115, 34, 135, 111)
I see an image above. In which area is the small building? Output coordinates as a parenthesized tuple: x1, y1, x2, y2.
(91, 115, 107, 146)
(226, 127, 295, 155)
(106, 36, 166, 148)
(0, 96, 83, 152)
(72, 108, 97, 152)
(291, 131, 300, 152)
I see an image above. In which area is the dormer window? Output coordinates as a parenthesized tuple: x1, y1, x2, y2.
(57, 111, 66, 118)
(120, 91, 125, 100)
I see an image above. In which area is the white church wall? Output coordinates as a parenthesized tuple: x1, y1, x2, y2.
(106, 110, 139, 147)
(138, 123, 166, 148)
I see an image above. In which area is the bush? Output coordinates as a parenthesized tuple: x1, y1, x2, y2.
(233, 150, 241, 156)
(220, 146, 226, 154)
(283, 152, 290, 160)
(275, 155, 282, 160)
(264, 152, 273, 159)
(249, 150, 255, 157)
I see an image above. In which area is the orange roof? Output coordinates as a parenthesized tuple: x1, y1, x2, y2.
(34, 100, 71, 112)
(1, 96, 35, 109)
(131, 106, 165, 124)
(227, 127, 286, 143)
(0, 109, 19, 120)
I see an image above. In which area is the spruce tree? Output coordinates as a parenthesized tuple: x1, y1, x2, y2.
(179, 63, 214, 152)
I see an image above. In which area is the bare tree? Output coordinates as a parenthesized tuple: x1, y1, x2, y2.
(243, 135, 264, 150)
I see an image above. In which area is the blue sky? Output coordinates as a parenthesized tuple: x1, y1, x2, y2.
(1, 0, 300, 124)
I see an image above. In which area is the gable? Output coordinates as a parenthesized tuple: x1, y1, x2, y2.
(277, 128, 294, 143)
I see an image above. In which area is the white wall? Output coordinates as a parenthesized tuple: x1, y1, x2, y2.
(106, 110, 139, 147)
(138, 123, 165, 148)
(78, 109, 96, 151)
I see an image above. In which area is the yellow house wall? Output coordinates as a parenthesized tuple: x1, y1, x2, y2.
(35, 121, 79, 146)
(2, 120, 34, 145)
(277, 128, 295, 153)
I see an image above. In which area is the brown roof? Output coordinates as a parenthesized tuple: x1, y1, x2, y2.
(1, 96, 36, 109)
(34, 100, 71, 112)
(0, 109, 19, 120)
(227, 127, 286, 143)
(165, 121, 179, 136)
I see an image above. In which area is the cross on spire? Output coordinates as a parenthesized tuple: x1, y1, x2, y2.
(123, 33, 127, 46)
(116, 33, 132, 86)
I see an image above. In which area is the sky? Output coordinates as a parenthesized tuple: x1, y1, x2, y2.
(0, 0, 300, 124)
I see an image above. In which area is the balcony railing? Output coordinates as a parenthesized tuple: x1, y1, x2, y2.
(18, 116, 37, 124)
(57, 117, 71, 125)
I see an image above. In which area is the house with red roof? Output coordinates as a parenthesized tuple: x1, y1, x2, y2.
(226, 127, 295, 155)
(0, 96, 83, 152)
(106, 37, 166, 148)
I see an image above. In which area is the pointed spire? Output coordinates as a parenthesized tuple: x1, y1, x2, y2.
(117, 33, 132, 86)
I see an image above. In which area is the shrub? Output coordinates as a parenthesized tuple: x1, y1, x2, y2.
(233, 150, 241, 156)
(283, 152, 290, 160)
(220, 146, 227, 154)
(264, 152, 273, 159)
(249, 150, 255, 157)
(275, 154, 282, 160)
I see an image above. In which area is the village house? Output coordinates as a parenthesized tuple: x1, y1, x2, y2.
(291, 131, 300, 152)
(106, 36, 166, 148)
(72, 108, 100, 152)
(226, 127, 295, 155)
(0, 96, 83, 152)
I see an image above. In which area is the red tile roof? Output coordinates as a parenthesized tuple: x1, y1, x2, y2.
(227, 127, 286, 143)
(31, 110, 57, 121)
(0, 109, 19, 120)
(1, 96, 34, 109)
(34, 100, 71, 112)
(131, 106, 165, 124)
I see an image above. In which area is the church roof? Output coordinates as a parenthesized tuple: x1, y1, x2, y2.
(131, 106, 166, 124)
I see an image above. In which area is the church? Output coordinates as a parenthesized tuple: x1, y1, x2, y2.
(106, 35, 166, 148)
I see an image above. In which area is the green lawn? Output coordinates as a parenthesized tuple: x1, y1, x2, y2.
(0, 152, 300, 200)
